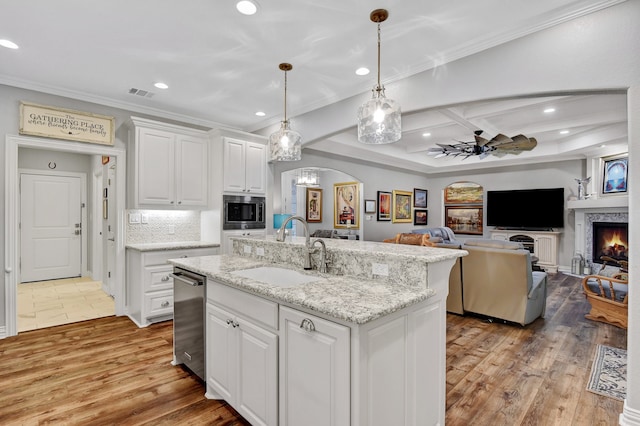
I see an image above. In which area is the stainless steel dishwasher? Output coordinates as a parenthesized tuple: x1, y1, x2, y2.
(171, 267, 206, 381)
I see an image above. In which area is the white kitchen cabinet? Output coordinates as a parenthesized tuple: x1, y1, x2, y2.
(206, 282, 278, 426)
(223, 137, 266, 194)
(222, 229, 266, 255)
(128, 117, 209, 209)
(279, 306, 350, 426)
(126, 246, 217, 327)
(490, 230, 560, 272)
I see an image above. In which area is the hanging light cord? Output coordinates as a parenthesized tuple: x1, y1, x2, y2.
(376, 21, 382, 93)
(283, 69, 288, 122)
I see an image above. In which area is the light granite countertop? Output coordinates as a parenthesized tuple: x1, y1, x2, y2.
(125, 241, 220, 252)
(169, 254, 437, 325)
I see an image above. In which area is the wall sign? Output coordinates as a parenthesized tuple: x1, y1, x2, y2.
(19, 102, 115, 146)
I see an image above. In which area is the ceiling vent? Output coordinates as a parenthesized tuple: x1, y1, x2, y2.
(128, 88, 155, 98)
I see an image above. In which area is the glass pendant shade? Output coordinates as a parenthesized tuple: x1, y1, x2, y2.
(269, 120, 302, 161)
(269, 63, 302, 161)
(357, 86, 401, 144)
(357, 9, 401, 145)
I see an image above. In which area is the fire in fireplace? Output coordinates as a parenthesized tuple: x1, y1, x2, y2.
(592, 222, 629, 264)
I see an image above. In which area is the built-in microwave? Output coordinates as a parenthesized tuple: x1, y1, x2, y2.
(223, 195, 266, 230)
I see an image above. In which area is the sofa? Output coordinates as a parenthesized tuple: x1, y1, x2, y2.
(459, 239, 547, 325)
(384, 229, 547, 325)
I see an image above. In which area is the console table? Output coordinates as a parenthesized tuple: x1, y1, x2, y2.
(490, 230, 560, 272)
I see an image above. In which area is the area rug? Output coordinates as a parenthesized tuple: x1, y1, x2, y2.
(587, 344, 627, 401)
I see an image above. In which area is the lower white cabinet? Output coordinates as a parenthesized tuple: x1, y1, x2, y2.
(126, 246, 217, 327)
(279, 306, 350, 426)
(205, 279, 446, 426)
(206, 283, 278, 426)
(490, 230, 560, 272)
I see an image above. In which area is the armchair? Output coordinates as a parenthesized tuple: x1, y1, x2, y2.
(581, 273, 628, 329)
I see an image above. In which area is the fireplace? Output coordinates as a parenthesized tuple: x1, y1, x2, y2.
(592, 221, 629, 264)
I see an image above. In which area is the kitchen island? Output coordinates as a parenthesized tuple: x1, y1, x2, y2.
(170, 236, 466, 426)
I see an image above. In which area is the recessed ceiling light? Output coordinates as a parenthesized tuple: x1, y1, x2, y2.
(0, 39, 19, 49)
(255, 111, 266, 117)
(560, 130, 570, 134)
(154, 82, 169, 89)
(236, 0, 258, 15)
(422, 132, 431, 137)
(544, 108, 555, 113)
(355, 67, 370, 76)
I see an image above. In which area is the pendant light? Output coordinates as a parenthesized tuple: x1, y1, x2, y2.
(357, 9, 401, 145)
(269, 63, 302, 161)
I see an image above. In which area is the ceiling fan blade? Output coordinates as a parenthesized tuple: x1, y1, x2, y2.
(474, 135, 490, 146)
(487, 133, 513, 147)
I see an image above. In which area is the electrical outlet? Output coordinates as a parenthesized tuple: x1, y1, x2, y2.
(256, 247, 265, 256)
(128, 213, 141, 224)
(372, 263, 389, 276)
(168, 225, 175, 234)
(141, 214, 149, 224)
(243, 245, 252, 254)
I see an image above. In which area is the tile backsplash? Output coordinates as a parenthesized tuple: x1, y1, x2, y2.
(125, 210, 201, 244)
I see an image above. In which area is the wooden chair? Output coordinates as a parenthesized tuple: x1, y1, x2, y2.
(581, 272, 628, 329)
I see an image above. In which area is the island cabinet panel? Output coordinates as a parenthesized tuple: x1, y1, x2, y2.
(206, 284, 278, 426)
(279, 306, 350, 426)
(352, 297, 445, 426)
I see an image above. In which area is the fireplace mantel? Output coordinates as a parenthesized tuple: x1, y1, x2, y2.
(568, 196, 628, 211)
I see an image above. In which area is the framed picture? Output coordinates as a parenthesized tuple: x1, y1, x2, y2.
(413, 188, 428, 208)
(365, 199, 376, 214)
(377, 191, 392, 221)
(444, 181, 483, 204)
(445, 206, 483, 235)
(392, 190, 412, 223)
(334, 181, 359, 229)
(306, 187, 323, 222)
(414, 209, 428, 226)
(602, 156, 628, 195)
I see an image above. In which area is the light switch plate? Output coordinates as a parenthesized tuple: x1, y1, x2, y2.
(243, 245, 252, 254)
(256, 247, 265, 256)
(141, 214, 149, 224)
(128, 213, 141, 224)
(372, 263, 389, 276)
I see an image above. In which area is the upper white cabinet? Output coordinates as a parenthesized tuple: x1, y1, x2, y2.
(223, 137, 266, 194)
(128, 117, 209, 209)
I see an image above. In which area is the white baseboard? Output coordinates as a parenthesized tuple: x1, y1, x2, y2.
(620, 400, 640, 426)
(0, 326, 6, 340)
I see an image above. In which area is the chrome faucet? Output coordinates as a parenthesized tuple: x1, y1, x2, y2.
(311, 238, 329, 273)
(276, 215, 313, 270)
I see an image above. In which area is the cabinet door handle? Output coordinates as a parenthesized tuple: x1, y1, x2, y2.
(178, 201, 182, 205)
(300, 318, 315, 332)
(161, 275, 170, 281)
(170, 201, 175, 204)
(161, 301, 170, 308)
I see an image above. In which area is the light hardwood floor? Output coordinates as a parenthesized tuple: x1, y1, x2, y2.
(0, 272, 625, 425)
(17, 277, 115, 332)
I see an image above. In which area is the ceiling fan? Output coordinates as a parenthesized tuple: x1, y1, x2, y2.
(427, 130, 538, 159)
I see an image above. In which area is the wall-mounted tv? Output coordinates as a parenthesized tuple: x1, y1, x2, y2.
(486, 188, 564, 230)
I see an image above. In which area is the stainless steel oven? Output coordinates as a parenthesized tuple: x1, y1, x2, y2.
(171, 267, 206, 381)
(223, 194, 266, 230)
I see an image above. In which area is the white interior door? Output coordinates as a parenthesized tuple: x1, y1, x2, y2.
(20, 173, 82, 282)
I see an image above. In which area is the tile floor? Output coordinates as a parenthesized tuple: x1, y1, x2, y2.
(17, 277, 115, 332)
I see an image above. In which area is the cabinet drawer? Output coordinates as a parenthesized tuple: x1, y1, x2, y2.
(145, 265, 173, 291)
(209, 281, 278, 330)
(145, 290, 173, 319)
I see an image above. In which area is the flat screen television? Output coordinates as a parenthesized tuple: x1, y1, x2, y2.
(486, 188, 564, 229)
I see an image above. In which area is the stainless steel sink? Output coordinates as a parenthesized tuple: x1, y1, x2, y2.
(231, 266, 326, 288)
